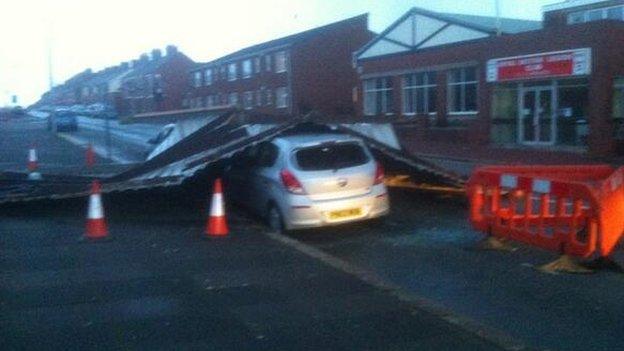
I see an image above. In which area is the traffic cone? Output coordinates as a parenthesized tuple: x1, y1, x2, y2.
(85, 144, 96, 168)
(84, 180, 109, 241)
(205, 178, 228, 237)
(27, 146, 42, 180)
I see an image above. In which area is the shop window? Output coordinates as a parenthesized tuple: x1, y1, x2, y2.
(276, 87, 289, 108)
(490, 84, 518, 144)
(402, 72, 436, 115)
(363, 77, 394, 116)
(557, 80, 589, 147)
(613, 78, 624, 140)
(448, 67, 478, 114)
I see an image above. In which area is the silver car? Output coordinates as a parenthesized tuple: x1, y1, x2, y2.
(226, 134, 390, 232)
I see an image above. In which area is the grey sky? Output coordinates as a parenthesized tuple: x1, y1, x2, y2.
(0, 0, 561, 106)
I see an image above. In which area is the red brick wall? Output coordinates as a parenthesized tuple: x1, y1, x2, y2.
(157, 54, 195, 112)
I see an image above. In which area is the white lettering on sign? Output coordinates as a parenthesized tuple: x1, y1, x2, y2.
(532, 179, 551, 194)
(500, 174, 518, 188)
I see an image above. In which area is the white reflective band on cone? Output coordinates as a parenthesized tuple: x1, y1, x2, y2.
(88, 194, 104, 219)
(29, 149, 37, 162)
(210, 193, 224, 217)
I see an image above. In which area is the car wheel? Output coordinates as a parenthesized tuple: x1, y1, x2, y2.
(267, 204, 285, 234)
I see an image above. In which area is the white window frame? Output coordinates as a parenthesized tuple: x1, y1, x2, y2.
(254, 57, 261, 74)
(402, 72, 437, 115)
(227, 63, 237, 81)
(204, 68, 212, 86)
(275, 51, 287, 73)
(242, 59, 252, 79)
(363, 77, 393, 116)
(256, 89, 262, 106)
(193, 71, 202, 87)
(207, 95, 214, 107)
(447, 67, 478, 114)
(276, 87, 288, 108)
(243, 91, 254, 110)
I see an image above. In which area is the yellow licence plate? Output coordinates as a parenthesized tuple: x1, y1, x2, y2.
(328, 208, 362, 220)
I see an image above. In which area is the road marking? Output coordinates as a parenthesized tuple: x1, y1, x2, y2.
(264, 231, 528, 351)
(57, 133, 134, 164)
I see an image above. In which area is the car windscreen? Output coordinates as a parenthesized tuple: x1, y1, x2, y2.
(295, 142, 369, 171)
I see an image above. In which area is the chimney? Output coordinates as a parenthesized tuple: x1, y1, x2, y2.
(120, 61, 129, 69)
(166, 45, 178, 56)
(151, 49, 162, 60)
(130, 60, 137, 68)
(139, 53, 149, 63)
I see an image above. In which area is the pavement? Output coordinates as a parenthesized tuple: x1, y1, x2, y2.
(0, 193, 505, 351)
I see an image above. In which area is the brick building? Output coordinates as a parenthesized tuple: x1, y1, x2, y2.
(119, 45, 195, 116)
(185, 14, 373, 118)
(354, 0, 624, 162)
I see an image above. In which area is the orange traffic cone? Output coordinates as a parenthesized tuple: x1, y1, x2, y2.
(27, 146, 42, 180)
(86, 144, 96, 168)
(205, 178, 228, 237)
(85, 180, 109, 241)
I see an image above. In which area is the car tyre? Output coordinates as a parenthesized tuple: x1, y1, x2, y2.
(267, 204, 286, 234)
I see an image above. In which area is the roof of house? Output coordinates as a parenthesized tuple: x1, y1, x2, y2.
(355, 7, 542, 61)
(193, 13, 368, 71)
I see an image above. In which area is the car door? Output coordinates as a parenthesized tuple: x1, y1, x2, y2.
(248, 142, 280, 215)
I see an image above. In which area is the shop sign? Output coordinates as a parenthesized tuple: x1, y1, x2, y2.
(487, 48, 591, 82)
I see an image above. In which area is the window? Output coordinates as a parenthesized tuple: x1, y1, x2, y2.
(228, 92, 238, 106)
(275, 51, 287, 73)
(243, 91, 253, 110)
(256, 90, 262, 106)
(448, 67, 478, 113)
(607, 6, 623, 20)
(266, 89, 273, 105)
(295, 142, 369, 171)
(613, 78, 624, 141)
(568, 11, 585, 24)
(587, 9, 603, 21)
(265, 54, 272, 72)
(402, 72, 437, 115)
(193, 71, 202, 87)
(219, 66, 226, 80)
(204, 69, 212, 86)
(206, 95, 214, 107)
(276, 87, 288, 108)
(363, 77, 393, 116)
(228, 63, 237, 81)
(242, 59, 252, 78)
(254, 57, 261, 74)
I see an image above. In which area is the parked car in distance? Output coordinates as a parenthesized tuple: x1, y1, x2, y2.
(47, 111, 78, 132)
(225, 134, 390, 233)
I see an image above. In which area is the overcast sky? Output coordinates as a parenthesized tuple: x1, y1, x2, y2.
(0, 0, 561, 106)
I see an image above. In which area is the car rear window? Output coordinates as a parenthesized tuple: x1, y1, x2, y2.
(295, 142, 369, 171)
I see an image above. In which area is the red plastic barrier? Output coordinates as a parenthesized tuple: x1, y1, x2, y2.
(467, 165, 624, 258)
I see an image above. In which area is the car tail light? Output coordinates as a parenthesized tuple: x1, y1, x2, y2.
(374, 162, 385, 185)
(280, 169, 306, 194)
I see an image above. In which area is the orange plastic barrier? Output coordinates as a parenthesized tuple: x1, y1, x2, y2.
(467, 165, 624, 258)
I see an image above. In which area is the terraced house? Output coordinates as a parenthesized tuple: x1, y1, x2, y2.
(354, 0, 624, 161)
(185, 14, 373, 118)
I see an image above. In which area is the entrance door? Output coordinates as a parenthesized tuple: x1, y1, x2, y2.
(520, 87, 555, 145)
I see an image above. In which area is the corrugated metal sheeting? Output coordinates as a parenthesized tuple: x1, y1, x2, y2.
(0, 110, 463, 204)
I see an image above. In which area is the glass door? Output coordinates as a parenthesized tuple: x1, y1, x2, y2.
(520, 87, 555, 145)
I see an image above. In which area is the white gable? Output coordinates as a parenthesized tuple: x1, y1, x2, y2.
(357, 9, 492, 60)
(358, 39, 410, 59)
(419, 24, 489, 49)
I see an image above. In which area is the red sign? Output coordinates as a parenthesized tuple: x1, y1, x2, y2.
(487, 49, 591, 82)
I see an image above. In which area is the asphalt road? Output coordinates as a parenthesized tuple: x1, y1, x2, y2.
(0, 192, 504, 351)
